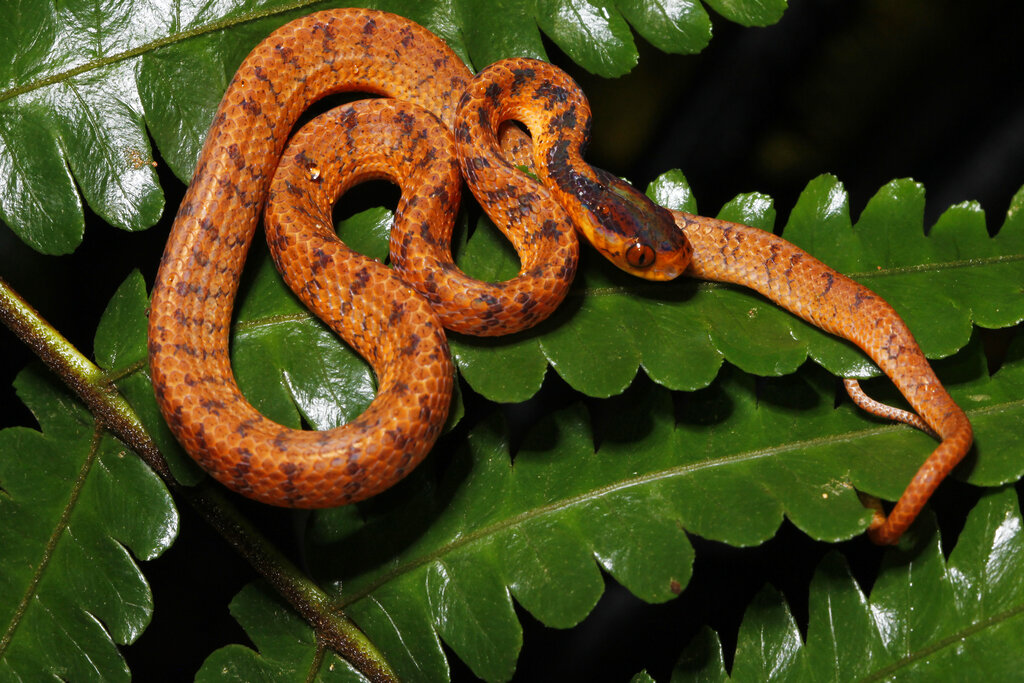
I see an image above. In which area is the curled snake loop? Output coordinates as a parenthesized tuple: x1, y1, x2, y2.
(148, 8, 972, 544)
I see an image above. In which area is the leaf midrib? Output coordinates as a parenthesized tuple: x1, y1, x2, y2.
(587, 251, 1024, 297)
(0, 425, 103, 659)
(231, 246, 1024, 331)
(858, 598, 1024, 682)
(0, 0, 322, 105)
(336, 403, 1017, 608)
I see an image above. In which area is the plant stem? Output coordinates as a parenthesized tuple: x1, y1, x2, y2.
(0, 276, 397, 682)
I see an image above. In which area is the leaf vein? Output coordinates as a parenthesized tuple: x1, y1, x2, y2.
(0, 0, 324, 105)
(0, 424, 103, 658)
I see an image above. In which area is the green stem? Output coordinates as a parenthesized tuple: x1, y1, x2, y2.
(0, 276, 397, 682)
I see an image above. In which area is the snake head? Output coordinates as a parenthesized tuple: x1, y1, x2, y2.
(580, 168, 692, 280)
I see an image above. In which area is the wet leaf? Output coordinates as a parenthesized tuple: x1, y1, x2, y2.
(0, 367, 177, 681)
(673, 487, 1024, 681)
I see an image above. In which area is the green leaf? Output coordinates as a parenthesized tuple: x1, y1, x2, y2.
(2, 4, 1020, 681)
(233, 249, 378, 432)
(0, 367, 177, 681)
(673, 626, 729, 682)
(729, 586, 808, 680)
(138, 4, 320, 182)
(780, 176, 1024, 365)
(534, 0, 638, 78)
(94, 271, 203, 486)
(208, 336, 1016, 680)
(448, 174, 1024, 403)
(703, 0, 788, 27)
(0, 0, 165, 254)
(458, 0, 548, 68)
(137, 29, 245, 183)
(196, 583, 365, 682)
(672, 486, 1024, 680)
(94, 244, 1012, 679)
(2, 0, 777, 253)
(459, 0, 719, 74)
(617, 0, 713, 55)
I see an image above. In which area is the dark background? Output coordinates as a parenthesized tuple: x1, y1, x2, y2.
(1, 0, 1022, 679)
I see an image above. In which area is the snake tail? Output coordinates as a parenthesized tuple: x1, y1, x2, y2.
(676, 211, 973, 544)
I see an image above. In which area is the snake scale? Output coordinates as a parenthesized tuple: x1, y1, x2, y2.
(148, 8, 973, 545)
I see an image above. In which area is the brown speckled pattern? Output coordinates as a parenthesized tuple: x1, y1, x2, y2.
(456, 60, 693, 281)
(675, 211, 973, 544)
(147, 9, 476, 507)
(268, 98, 576, 336)
(149, 8, 693, 509)
(149, 9, 971, 544)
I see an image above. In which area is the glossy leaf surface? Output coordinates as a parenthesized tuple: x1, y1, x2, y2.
(1, 2, 1021, 681)
(0, 0, 746, 254)
(195, 583, 365, 682)
(0, 368, 177, 680)
(173, 333, 1023, 681)
(672, 487, 1024, 681)
(454, 173, 1024, 402)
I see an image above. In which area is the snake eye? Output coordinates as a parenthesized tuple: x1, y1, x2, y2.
(625, 241, 656, 269)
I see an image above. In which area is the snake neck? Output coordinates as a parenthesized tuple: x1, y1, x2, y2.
(456, 57, 691, 281)
(543, 145, 689, 280)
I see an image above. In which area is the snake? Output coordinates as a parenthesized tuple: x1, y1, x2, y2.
(148, 8, 972, 545)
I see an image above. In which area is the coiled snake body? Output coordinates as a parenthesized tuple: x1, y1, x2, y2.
(148, 8, 972, 544)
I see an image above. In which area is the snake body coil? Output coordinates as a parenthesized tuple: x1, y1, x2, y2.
(149, 9, 972, 544)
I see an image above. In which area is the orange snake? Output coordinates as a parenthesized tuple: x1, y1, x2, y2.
(148, 8, 972, 545)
